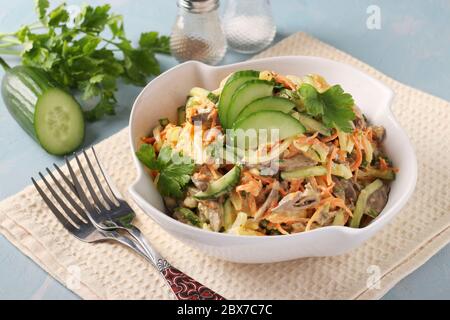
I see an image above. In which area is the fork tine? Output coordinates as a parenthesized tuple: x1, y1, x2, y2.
(91, 147, 123, 201)
(53, 163, 77, 195)
(65, 156, 97, 214)
(46, 167, 89, 222)
(38, 172, 85, 227)
(32, 178, 76, 233)
(82, 149, 117, 208)
(73, 152, 108, 211)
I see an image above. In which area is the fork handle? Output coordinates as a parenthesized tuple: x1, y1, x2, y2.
(124, 225, 225, 300)
(156, 258, 225, 300)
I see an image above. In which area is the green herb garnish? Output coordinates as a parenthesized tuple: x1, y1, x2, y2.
(298, 83, 356, 132)
(0, 1, 170, 121)
(136, 144, 195, 198)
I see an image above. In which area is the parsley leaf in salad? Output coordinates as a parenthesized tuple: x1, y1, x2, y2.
(298, 83, 356, 132)
(0, 1, 170, 122)
(136, 144, 195, 198)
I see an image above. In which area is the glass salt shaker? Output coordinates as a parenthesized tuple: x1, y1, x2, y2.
(170, 0, 227, 65)
(223, 0, 276, 54)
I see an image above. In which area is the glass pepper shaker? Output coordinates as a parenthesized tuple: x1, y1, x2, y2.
(223, 0, 276, 54)
(170, 0, 227, 65)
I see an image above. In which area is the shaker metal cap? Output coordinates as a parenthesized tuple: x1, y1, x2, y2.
(178, 0, 219, 13)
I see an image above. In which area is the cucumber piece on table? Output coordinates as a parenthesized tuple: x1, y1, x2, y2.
(236, 96, 296, 123)
(227, 80, 274, 127)
(194, 166, 241, 200)
(0, 58, 84, 155)
(218, 70, 259, 128)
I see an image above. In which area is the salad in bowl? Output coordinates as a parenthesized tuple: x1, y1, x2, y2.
(134, 69, 397, 236)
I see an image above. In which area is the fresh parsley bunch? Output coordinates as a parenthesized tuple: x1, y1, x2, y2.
(0, 0, 170, 121)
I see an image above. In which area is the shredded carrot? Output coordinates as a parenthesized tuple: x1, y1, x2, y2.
(316, 175, 327, 187)
(274, 223, 290, 235)
(350, 134, 363, 171)
(320, 131, 338, 143)
(366, 127, 373, 143)
(283, 144, 300, 158)
(141, 136, 156, 144)
(247, 194, 257, 215)
(379, 157, 389, 171)
(328, 197, 353, 217)
(207, 164, 221, 180)
(318, 180, 335, 198)
(305, 204, 325, 231)
(326, 147, 338, 185)
(273, 73, 296, 90)
(236, 180, 261, 197)
(289, 179, 302, 193)
(236, 172, 262, 197)
(308, 176, 318, 189)
(251, 174, 275, 184)
(338, 149, 347, 162)
(208, 108, 219, 128)
(279, 186, 288, 197)
(294, 132, 319, 146)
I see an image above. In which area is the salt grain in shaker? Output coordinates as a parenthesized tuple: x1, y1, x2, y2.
(170, 0, 227, 65)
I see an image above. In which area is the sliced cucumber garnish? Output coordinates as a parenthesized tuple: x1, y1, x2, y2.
(232, 110, 305, 147)
(194, 166, 241, 200)
(218, 70, 259, 128)
(236, 96, 296, 123)
(227, 80, 274, 128)
(34, 88, 85, 155)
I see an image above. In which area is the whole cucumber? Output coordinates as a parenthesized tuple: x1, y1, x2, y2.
(0, 57, 85, 155)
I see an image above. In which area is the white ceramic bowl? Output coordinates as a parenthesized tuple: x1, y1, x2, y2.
(128, 56, 417, 263)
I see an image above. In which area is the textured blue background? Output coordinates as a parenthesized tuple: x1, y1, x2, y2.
(0, 0, 449, 299)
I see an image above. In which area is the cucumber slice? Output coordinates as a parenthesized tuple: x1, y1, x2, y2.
(223, 198, 237, 231)
(218, 70, 259, 128)
(331, 163, 353, 179)
(296, 113, 331, 136)
(194, 166, 241, 200)
(227, 80, 274, 128)
(177, 106, 186, 125)
(232, 111, 305, 147)
(281, 166, 327, 180)
(332, 209, 346, 226)
(350, 179, 384, 228)
(281, 163, 352, 180)
(34, 88, 85, 155)
(236, 96, 296, 123)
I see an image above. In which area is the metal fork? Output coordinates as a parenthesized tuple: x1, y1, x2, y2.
(31, 170, 148, 258)
(32, 149, 224, 300)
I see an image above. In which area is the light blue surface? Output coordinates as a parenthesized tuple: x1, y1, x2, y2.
(0, 0, 449, 300)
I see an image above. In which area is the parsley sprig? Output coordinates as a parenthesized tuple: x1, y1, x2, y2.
(298, 83, 356, 132)
(136, 144, 195, 198)
(0, 0, 170, 121)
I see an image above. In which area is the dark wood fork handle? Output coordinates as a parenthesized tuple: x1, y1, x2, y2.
(157, 259, 225, 300)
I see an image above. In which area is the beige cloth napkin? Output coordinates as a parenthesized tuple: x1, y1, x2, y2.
(1, 32, 449, 300)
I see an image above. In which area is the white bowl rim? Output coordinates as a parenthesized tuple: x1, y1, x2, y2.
(128, 55, 418, 241)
